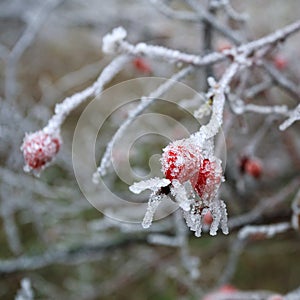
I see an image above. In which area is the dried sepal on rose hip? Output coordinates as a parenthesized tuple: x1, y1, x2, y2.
(21, 130, 61, 173)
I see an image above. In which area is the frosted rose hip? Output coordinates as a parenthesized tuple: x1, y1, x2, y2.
(161, 140, 223, 201)
(21, 130, 61, 172)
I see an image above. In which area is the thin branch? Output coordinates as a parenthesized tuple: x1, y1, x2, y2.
(149, 0, 199, 22)
(228, 178, 300, 230)
(261, 61, 300, 100)
(44, 55, 130, 134)
(279, 103, 300, 131)
(237, 222, 291, 240)
(0, 235, 148, 275)
(184, 0, 242, 44)
(5, 0, 63, 103)
(111, 20, 300, 69)
(95, 65, 193, 178)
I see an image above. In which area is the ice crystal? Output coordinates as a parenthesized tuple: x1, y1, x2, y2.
(142, 194, 166, 228)
(129, 177, 171, 194)
(129, 137, 228, 236)
(102, 27, 127, 54)
(21, 130, 61, 173)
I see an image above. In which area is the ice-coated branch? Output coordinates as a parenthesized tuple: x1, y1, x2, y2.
(219, 221, 291, 285)
(218, 237, 245, 286)
(185, 0, 243, 44)
(243, 79, 272, 98)
(291, 188, 300, 231)
(229, 96, 290, 116)
(228, 178, 300, 230)
(213, 0, 248, 22)
(104, 20, 300, 70)
(238, 20, 300, 54)
(0, 235, 148, 275)
(15, 278, 34, 300)
(94, 65, 193, 178)
(279, 103, 300, 131)
(44, 55, 130, 134)
(5, 0, 62, 103)
(237, 222, 291, 240)
(285, 286, 300, 300)
(261, 61, 300, 100)
(21, 55, 130, 173)
(194, 62, 241, 143)
(149, 0, 199, 22)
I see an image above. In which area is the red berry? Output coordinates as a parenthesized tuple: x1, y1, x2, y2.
(132, 57, 152, 73)
(162, 142, 201, 183)
(203, 284, 237, 300)
(273, 55, 288, 70)
(240, 156, 262, 178)
(268, 295, 283, 300)
(203, 211, 213, 225)
(21, 130, 61, 172)
(217, 42, 232, 52)
(219, 284, 238, 293)
(245, 159, 262, 178)
(161, 140, 222, 200)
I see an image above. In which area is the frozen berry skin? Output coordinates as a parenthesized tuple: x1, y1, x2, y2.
(21, 130, 61, 172)
(161, 141, 201, 183)
(161, 140, 222, 201)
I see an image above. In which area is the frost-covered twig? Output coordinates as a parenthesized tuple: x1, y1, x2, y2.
(291, 188, 300, 231)
(5, 0, 62, 103)
(229, 96, 289, 117)
(15, 278, 34, 300)
(184, 0, 242, 44)
(44, 55, 130, 134)
(228, 178, 300, 230)
(0, 206, 22, 254)
(104, 21, 300, 69)
(219, 222, 291, 285)
(237, 222, 291, 240)
(194, 62, 241, 142)
(285, 286, 300, 300)
(0, 235, 148, 275)
(218, 237, 245, 286)
(243, 79, 272, 98)
(128, 61, 243, 236)
(94, 65, 193, 178)
(261, 61, 300, 100)
(279, 103, 300, 131)
(21, 55, 129, 173)
(211, 0, 248, 22)
(149, 0, 199, 22)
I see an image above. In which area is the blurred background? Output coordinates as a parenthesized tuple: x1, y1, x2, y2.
(0, 0, 300, 299)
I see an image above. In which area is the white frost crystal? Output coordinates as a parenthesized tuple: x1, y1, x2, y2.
(129, 137, 228, 237)
(130, 178, 170, 228)
(129, 178, 171, 194)
(102, 27, 127, 54)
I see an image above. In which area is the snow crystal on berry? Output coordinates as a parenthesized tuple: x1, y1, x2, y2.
(129, 137, 228, 237)
(102, 27, 127, 54)
(161, 139, 222, 202)
(21, 130, 61, 173)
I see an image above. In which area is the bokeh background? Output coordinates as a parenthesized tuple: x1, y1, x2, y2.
(0, 0, 300, 299)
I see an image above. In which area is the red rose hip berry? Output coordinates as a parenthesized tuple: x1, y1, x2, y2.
(161, 140, 222, 201)
(21, 130, 61, 172)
